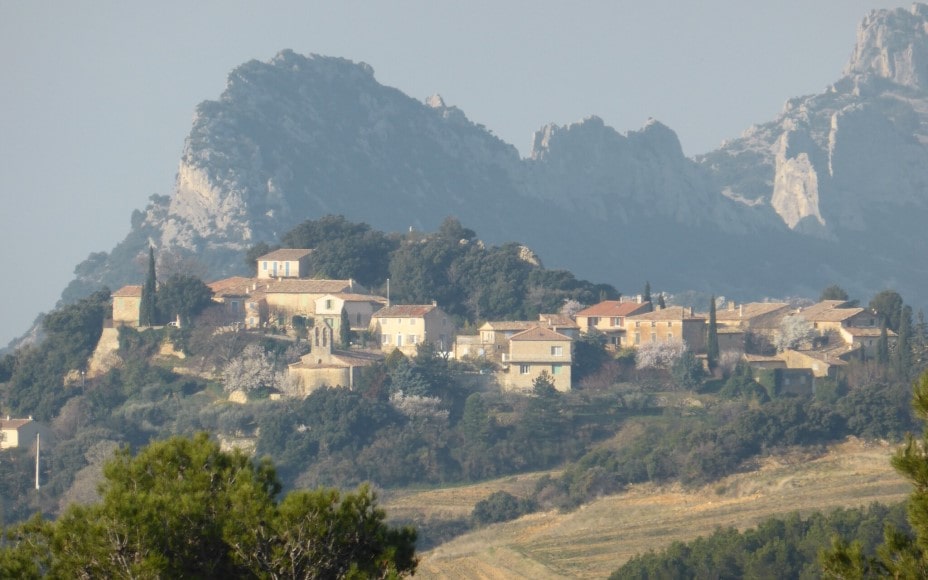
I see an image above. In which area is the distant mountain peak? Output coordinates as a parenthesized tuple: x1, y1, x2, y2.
(844, 3, 928, 89)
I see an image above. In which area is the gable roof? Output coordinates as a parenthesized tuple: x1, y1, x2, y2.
(373, 304, 440, 318)
(715, 302, 790, 322)
(509, 326, 572, 342)
(0, 418, 33, 430)
(264, 279, 366, 295)
(799, 305, 865, 323)
(538, 313, 580, 328)
(628, 306, 704, 321)
(113, 285, 143, 298)
(207, 276, 259, 297)
(316, 293, 388, 304)
(480, 320, 541, 332)
(257, 248, 313, 262)
(575, 300, 651, 318)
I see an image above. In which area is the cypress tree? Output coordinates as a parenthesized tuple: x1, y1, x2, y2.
(707, 296, 719, 371)
(139, 247, 157, 327)
(657, 293, 666, 309)
(643, 282, 653, 312)
(894, 305, 913, 379)
(877, 321, 890, 365)
(339, 308, 351, 349)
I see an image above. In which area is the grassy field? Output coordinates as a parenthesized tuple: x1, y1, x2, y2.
(383, 437, 911, 579)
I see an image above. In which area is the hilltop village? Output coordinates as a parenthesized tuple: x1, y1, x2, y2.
(100, 245, 897, 401)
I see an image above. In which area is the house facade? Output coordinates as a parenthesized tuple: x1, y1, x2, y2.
(256, 248, 313, 279)
(313, 293, 387, 336)
(499, 326, 573, 392)
(287, 326, 384, 396)
(112, 285, 143, 327)
(258, 279, 370, 327)
(574, 300, 652, 348)
(0, 417, 50, 450)
(370, 304, 454, 356)
(625, 306, 707, 352)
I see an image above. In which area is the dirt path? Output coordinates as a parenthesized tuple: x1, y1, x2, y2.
(387, 438, 910, 579)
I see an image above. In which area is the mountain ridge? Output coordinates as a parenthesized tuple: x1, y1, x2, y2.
(57, 4, 928, 318)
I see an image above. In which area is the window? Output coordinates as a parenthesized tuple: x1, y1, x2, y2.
(589, 317, 599, 326)
(634, 332, 640, 345)
(650, 321, 656, 327)
(551, 345, 563, 356)
(325, 299, 333, 309)
(262, 261, 267, 271)
(651, 332, 657, 342)
(552, 364, 562, 375)
(285, 262, 290, 276)
(519, 364, 531, 375)
(611, 317, 620, 327)
(382, 334, 391, 344)
(667, 333, 673, 340)
(409, 335, 419, 344)
(635, 321, 641, 328)
(396, 334, 404, 346)
(620, 336, 626, 345)
(667, 321, 673, 327)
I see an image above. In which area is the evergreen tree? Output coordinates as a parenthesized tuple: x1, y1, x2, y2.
(657, 293, 666, 309)
(707, 295, 719, 371)
(820, 284, 850, 301)
(878, 321, 890, 365)
(894, 305, 914, 379)
(139, 246, 158, 327)
(643, 281, 653, 312)
(339, 307, 351, 349)
(821, 371, 928, 577)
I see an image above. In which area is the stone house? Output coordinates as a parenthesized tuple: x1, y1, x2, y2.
(499, 326, 573, 392)
(0, 417, 51, 450)
(256, 248, 314, 279)
(370, 303, 454, 357)
(112, 285, 143, 327)
(313, 293, 387, 337)
(254, 279, 370, 328)
(574, 300, 652, 348)
(625, 306, 707, 352)
(207, 276, 265, 323)
(287, 326, 383, 396)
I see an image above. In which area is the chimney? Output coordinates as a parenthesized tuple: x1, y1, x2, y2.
(689, 307, 694, 317)
(349, 278, 354, 291)
(739, 304, 743, 318)
(728, 301, 735, 312)
(636, 294, 642, 304)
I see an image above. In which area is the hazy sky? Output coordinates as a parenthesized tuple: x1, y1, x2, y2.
(0, 1, 908, 347)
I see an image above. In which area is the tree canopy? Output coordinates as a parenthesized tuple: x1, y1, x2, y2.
(0, 433, 417, 579)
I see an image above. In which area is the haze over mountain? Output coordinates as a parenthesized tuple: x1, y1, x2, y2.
(53, 4, 928, 315)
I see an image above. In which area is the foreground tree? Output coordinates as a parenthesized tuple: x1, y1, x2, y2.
(0, 433, 417, 578)
(821, 371, 928, 577)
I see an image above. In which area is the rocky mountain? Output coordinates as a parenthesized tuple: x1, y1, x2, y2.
(62, 4, 928, 309)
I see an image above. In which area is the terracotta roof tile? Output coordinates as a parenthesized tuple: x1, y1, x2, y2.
(257, 248, 313, 261)
(509, 327, 572, 341)
(628, 306, 704, 321)
(265, 279, 367, 294)
(112, 285, 143, 297)
(373, 304, 440, 318)
(576, 301, 651, 317)
(207, 276, 258, 296)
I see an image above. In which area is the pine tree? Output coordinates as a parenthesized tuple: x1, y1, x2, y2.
(707, 296, 719, 371)
(139, 246, 157, 327)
